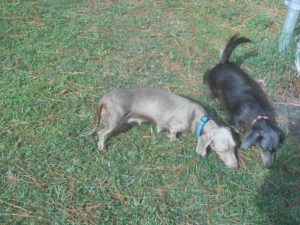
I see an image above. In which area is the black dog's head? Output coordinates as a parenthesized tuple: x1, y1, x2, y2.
(242, 122, 284, 168)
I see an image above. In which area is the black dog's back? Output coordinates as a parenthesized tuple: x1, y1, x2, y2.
(204, 36, 274, 124)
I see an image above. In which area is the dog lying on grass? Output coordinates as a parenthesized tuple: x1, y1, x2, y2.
(89, 87, 238, 169)
(204, 35, 284, 168)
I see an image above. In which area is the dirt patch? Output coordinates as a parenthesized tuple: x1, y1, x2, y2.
(278, 77, 300, 103)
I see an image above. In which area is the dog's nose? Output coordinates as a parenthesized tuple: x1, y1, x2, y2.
(263, 161, 274, 169)
(226, 159, 239, 169)
(261, 151, 275, 169)
(229, 164, 239, 170)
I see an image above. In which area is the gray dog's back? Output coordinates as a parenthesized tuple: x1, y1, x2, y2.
(102, 87, 198, 116)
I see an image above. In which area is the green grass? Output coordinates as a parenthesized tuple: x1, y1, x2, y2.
(1, 0, 299, 224)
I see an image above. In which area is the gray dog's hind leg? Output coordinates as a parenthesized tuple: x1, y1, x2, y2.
(97, 125, 117, 151)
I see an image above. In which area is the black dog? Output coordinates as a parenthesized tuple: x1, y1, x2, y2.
(204, 35, 284, 168)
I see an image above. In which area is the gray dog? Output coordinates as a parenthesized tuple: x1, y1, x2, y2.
(89, 88, 238, 169)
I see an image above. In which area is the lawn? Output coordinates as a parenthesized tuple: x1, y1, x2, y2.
(0, 0, 299, 224)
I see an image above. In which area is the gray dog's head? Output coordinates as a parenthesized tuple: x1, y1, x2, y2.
(196, 127, 238, 169)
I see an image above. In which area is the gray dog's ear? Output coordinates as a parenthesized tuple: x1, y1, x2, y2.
(242, 130, 260, 149)
(196, 134, 212, 156)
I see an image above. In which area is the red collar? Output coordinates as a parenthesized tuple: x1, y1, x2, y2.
(251, 115, 271, 127)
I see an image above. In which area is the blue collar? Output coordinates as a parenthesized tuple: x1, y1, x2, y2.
(197, 115, 210, 137)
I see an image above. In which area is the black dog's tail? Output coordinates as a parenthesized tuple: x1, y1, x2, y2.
(220, 35, 252, 64)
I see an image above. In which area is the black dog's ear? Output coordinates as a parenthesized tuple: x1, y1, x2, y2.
(242, 130, 260, 149)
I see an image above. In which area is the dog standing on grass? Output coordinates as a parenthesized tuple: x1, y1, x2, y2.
(89, 88, 239, 169)
(204, 35, 284, 168)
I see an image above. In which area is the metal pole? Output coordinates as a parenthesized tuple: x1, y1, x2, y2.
(279, 0, 300, 52)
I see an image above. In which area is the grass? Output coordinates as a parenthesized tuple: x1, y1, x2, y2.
(0, 0, 299, 224)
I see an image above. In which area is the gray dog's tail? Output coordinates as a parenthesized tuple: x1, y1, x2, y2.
(220, 35, 252, 64)
(88, 100, 105, 136)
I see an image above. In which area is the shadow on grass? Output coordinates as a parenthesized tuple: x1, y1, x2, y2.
(256, 96, 300, 223)
(256, 137, 300, 224)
